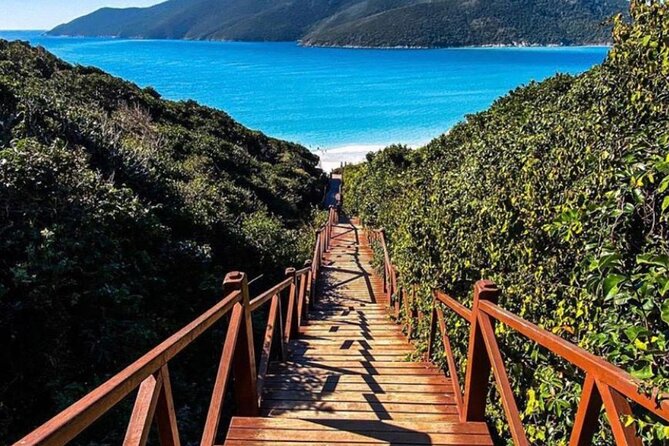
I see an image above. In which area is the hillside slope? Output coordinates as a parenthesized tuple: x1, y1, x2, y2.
(48, 0, 627, 48)
(0, 40, 324, 442)
(303, 0, 625, 47)
(343, 1, 668, 442)
(49, 0, 359, 41)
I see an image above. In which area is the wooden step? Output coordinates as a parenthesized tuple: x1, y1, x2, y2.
(262, 382, 455, 394)
(230, 216, 492, 445)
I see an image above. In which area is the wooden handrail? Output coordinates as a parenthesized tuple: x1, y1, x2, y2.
(15, 289, 241, 446)
(434, 290, 472, 321)
(14, 202, 340, 446)
(478, 300, 669, 421)
(371, 228, 669, 445)
(249, 277, 292, 312)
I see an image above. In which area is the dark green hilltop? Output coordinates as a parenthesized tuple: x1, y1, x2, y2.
(48, 0, 628, 48)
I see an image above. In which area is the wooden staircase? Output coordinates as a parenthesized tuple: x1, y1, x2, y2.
(222, 217, 493, 445)
(14, 174, 668, 446)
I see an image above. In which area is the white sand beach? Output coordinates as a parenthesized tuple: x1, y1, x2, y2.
(314, 145, 384, 172)
(314, 142, 426, 172)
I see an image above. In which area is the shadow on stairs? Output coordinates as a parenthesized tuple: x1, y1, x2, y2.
(222, 215, 493, 445)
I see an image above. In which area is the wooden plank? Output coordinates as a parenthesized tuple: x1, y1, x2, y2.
(301, 326, 403, 332)
(598, 381, 642, 446)
(201, 303, 243, 446)
(569, 374, 602, 446)
(288, 348, 413, 355)
(261, 400, 459, 414)
(268, 367, 444, 376)
(257, 295, 281, 399)
(154, 366, 181, 446)
(275, 361, 437, 369)
(477, 312, 528, 446)
(262, 383, 454, 394)
(436, 306, 465, 417)
(262, 391, 455, 404)
(229, 272, 258, 417)
(290, 339, 411, 346)
(229, 417, 491, 434)
(260, 410, 461, 421)
(123, 373, 163, 446)
(304, 322, 395, 327)
(284, 268, 298, 343)
(263, 374, 451, 384)
(224, 440, 489, 446)
(297, 334, 407, 340)
(292, 353, 412, 360)
(462, 281, 499, 422)
(225, 428, 493, 445)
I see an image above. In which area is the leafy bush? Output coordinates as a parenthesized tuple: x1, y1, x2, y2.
(344, 1, 669, 443)
(0, 41, 325, 443)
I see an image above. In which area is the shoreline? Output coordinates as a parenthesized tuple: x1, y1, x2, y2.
(314, 142, 426, 172)
(6, 31, 612, 51)
(299, 41, 612, 50)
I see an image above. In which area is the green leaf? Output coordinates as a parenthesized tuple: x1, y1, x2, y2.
(658, 177, 669, 192)
(636, 253, 669, 268)
(603, 274, 626, 298)
(624, 326, 647, 341)
(661, 300, 669, 326)
(630, 363, 654, 380)
(663, 196, 669, 213)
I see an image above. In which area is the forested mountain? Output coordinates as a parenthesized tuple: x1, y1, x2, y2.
(343, 1, 669, 442)
(0, 40, 324, 443)
(48, 0, 627, 48)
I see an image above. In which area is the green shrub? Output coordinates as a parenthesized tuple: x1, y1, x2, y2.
(344, 1, 669, 443)
(0, 40, 325, 443)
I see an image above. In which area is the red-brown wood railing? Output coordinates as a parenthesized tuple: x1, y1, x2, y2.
(371, 228, 669, 445)
(14, 204, 340, 446)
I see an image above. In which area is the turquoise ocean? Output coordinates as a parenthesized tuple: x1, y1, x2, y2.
(0, 31, 608, 153)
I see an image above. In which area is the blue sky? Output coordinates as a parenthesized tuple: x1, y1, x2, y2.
(0, 0, 163, 30)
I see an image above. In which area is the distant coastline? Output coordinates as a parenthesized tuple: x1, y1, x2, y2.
(0, 30, 612, 51)
(298, 41, 613, 50)
(37, 32, 614, 51)
(0, 31, 609, 161)
(44, 0, 626, 50)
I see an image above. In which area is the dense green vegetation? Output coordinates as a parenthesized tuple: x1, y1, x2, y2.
(303, 0, 626, 48)
(344, 1, 669, 443)
(48, 0, 626, 48)
(0, 40, 325, 443)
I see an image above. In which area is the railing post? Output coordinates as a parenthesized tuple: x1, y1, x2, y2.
(379, 228, 388, 296)
(569, 374, 602, 446)
(463, 280, 500, 422)
(124, 371, 163, 446)
(155, 365, 181, 446)
(224, 271, 258, 417)
(327, 205, 334, 250)
(303, 259, 312, 317)
(283, 268, 298, 343)
(312, 230, 320, 304)
(598, 382, 643, 445)
(320, 226, 326, 260)
(426, 303, 437, 360)
(395, 286, 401, 319)
(296, 269, 308, 327)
